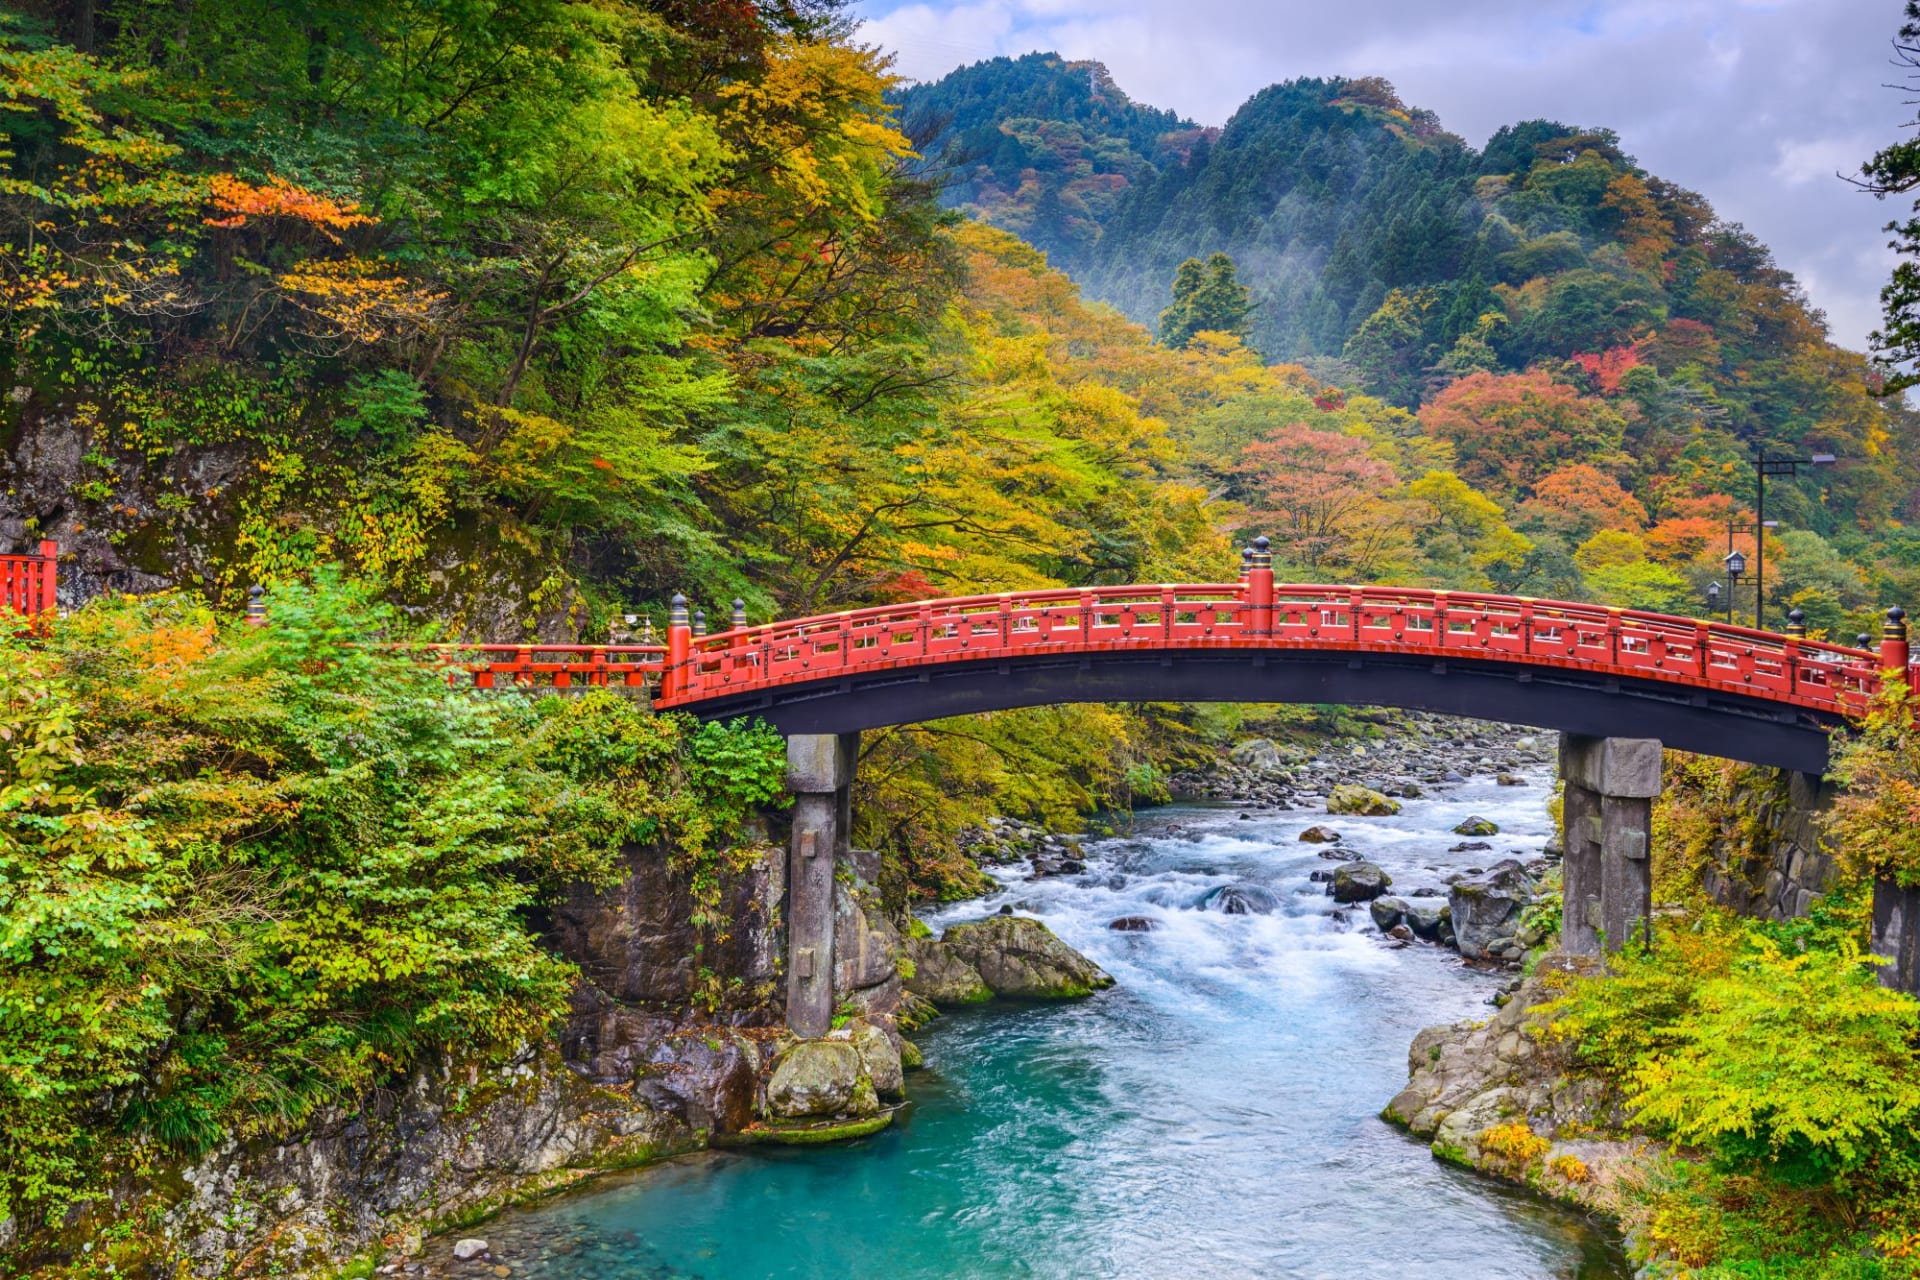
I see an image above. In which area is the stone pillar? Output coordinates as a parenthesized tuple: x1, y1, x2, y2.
(1558, 735, 1663, 955)
(785, 732, 859, 1037)
(1873, 878, 1920, 996)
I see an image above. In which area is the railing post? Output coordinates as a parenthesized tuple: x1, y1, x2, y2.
(245, 584, 268, 628)
(1248, 535, 1274, 637)
(36, 539, 56, 615)
(1882, 606, 1910, 682)
(732, 598, 748, 632)
(667, 593, 692, 699)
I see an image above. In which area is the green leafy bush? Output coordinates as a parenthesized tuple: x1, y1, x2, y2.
(0, 576, 786, 1226)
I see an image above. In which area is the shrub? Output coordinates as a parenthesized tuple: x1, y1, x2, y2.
(0, 576, 787, 1226)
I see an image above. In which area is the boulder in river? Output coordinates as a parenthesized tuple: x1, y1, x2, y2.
(1108, 915, 1160, 932)
(1453, 816, 1500, 837)
(1327, 784, 1401, 816)
(1448, 860, 1536, 961)
(452, 1239, 490, 1261)
(1330, 861, 1392, 903)
(1369, 895, 1411, 931)
(1297, 824, 1341, 843)
(1231, 738, 1285, 773)
(1200, 883, 1279, 915)
(1496, 774, 1526, 787)
(849, 1020, 905, 1102)
(942, 915, 1114, 998)
(903, 937, 992, 1006)
(766, 1040, 879, 1119)
(1402, 899, 1452, 941)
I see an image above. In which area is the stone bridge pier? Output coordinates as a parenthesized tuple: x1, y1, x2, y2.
(785, 732, 859, 1037)
(1559, 734, 1662, 954)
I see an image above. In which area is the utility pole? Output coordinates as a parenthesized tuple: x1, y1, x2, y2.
(1753, 451, 1835, 630)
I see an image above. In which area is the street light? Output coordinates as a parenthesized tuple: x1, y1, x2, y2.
(1753, 451, 1837, 630)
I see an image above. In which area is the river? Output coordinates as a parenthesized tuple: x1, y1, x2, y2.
(429, 766, 1631, 1278)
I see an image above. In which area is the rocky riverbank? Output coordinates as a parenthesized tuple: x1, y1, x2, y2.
(1167, 712, 1555, 809)
(1382, 954, 1672, 1274)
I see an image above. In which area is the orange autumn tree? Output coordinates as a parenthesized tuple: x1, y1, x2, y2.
(1233, 423, 1409, 578)
(1519, 462, 1647, 541)
(1418, 370, 1628, 500)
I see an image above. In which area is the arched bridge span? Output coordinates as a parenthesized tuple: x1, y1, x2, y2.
(441, 559, 1920, 1033)
(458, 578, 1910, 775)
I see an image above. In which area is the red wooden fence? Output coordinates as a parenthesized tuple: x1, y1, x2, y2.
(0, 540, 57, 619)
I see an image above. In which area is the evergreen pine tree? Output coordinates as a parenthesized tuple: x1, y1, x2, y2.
(1158, 252, 1254, 349)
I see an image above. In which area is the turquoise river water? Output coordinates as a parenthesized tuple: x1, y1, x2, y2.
(428, 766, 1631, 1279)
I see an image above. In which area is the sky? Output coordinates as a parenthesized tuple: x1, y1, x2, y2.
(853, 0, 1912, 357)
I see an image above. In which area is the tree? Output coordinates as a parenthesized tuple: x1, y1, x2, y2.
(1519, 463, 1648, 541)
(1158, 252, 1253, 350)
(1859, 2, 1920, 391)
(1342, 287, 1429, 406)
(1232, 424, 1407, 577)
(1418, 370, 1627, 499)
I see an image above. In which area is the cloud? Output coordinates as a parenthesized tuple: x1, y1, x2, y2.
(857, 0, 1909, 354)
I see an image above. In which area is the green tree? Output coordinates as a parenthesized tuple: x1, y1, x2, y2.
(1158, 252, 1253, 350)
(1860, 1, 1920, 391)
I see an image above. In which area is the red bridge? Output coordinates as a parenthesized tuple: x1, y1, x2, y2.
(454, 542, 1910, 775)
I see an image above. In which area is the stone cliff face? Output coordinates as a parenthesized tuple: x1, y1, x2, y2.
(0, 403, 580, 638)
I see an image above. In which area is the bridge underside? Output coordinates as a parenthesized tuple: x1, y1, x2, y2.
(685, 648, 1839, 773)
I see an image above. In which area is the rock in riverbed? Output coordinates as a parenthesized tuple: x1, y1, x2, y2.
(903, 937, 992, 1006)
(931, 915, 1114, 999)
(1448, 860, 1535, 961)
(1297, 824, 1341, 843)
(1201, 883, 1278, 914)
(1331, 861, 1392, 903)
(1327, 784, 1401, 816)
(1453, 815, 1500, 837)
(765, 1040, 880, 1120)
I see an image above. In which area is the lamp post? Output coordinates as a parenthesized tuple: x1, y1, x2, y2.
(1722, 548, 1751, 623)
(1719, 518, 1777, 627)
(1754, 451, 1836, 630)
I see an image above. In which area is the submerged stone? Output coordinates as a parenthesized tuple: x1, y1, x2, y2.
(1200, 883, 1279, 915)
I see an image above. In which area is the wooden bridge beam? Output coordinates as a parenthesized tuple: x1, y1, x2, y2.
(1559, 734, 1663, 956)
(785, 732, 859, 1037)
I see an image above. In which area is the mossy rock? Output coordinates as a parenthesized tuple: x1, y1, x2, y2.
(1327, 784, 1401, 816)
(941, 915, 1114, 999)
(903, 937, 993, 1006)
(716, 1112, 894, 1146)
(899, 1037, 924, 1071)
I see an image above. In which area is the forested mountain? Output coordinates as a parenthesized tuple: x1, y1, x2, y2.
(902, 56, 1920, 627)
(896, 52, 1204, 266)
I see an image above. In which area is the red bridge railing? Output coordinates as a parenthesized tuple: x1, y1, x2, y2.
(0, 540, 58, 620)
(442, 565, 1911, 725)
